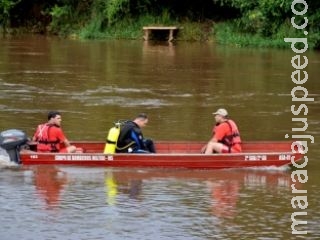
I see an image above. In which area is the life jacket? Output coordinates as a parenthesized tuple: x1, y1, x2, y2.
(218, 120, 241, 151)
(34, 123, 60, 152)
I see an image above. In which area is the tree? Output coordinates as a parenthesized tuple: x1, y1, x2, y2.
(0, 0, 19, 35)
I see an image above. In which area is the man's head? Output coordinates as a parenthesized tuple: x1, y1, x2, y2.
(212, 108, 228, 122)
(48, 111, 62, 126)
(134, 113, 149, 128)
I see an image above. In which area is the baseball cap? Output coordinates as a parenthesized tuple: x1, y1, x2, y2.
(212, 108, 228, 117)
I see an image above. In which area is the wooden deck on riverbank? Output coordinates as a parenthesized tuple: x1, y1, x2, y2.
(143, 26, 181, 42)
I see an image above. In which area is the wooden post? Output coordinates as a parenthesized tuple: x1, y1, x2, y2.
(168, 29, 174, 42)
(143, 29, 150, 41)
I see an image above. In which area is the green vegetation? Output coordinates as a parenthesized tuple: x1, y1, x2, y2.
(0, 0, 319, 49)
(215, 0, 320, 49)
(0, 0, 18, 34)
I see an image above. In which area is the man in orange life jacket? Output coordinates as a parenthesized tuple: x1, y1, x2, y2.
(201, 108, 242, 154)
(32, 111, 77, 153)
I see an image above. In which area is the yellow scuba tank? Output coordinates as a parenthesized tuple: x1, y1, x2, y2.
(103, 122, 121, 154)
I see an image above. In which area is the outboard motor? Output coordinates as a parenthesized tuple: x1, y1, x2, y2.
(0, 129, 28, 164)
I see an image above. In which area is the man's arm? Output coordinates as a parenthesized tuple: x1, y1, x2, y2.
(63, 138, 72, 147)
(130, 131, 143, 149)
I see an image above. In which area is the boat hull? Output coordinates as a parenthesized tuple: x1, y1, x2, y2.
(19, 141, 303, 169)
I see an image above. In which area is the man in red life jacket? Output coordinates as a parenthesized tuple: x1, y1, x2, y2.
(32, 111, 77, 153)
(201, 108, 242, 154)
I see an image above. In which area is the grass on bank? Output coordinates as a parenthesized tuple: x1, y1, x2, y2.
(77, 16, 319, 49)
(2, 15, 318, 50)
(78, 14, 174, 39)
(214, 22, 288, 48)
(78, 15, 212, 42)
(214, 21, 320, 49)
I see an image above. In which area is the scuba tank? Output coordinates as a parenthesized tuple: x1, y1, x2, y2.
(103, 122, 121, 154)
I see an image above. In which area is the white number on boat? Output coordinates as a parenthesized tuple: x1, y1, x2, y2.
(244, 155, 267, 161)
(278, 154, 291, 160)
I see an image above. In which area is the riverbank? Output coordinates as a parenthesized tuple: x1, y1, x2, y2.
(1, 1, 319, 49)
(2, 20, 319, 50)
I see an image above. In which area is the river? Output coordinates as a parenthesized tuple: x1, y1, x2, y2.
(0, 35, 319, 239)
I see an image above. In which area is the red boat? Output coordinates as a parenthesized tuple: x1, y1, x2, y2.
(18, 141, 303, 169)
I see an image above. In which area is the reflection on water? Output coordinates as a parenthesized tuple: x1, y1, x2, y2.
(142, 41, 176, 57)
(206, 180, 240, 218)
(0, 164, 316, 239)
(33, 165, 68, 209)
(102, 168, 294, 221)
(105, 171, 118, 205)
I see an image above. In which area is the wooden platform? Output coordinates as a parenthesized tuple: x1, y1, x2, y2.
(143, 26, 180, 42)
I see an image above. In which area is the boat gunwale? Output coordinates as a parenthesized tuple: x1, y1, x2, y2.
(20, 151, 298, 156)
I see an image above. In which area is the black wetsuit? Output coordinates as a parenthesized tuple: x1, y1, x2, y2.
(116, 121, 155, 153)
